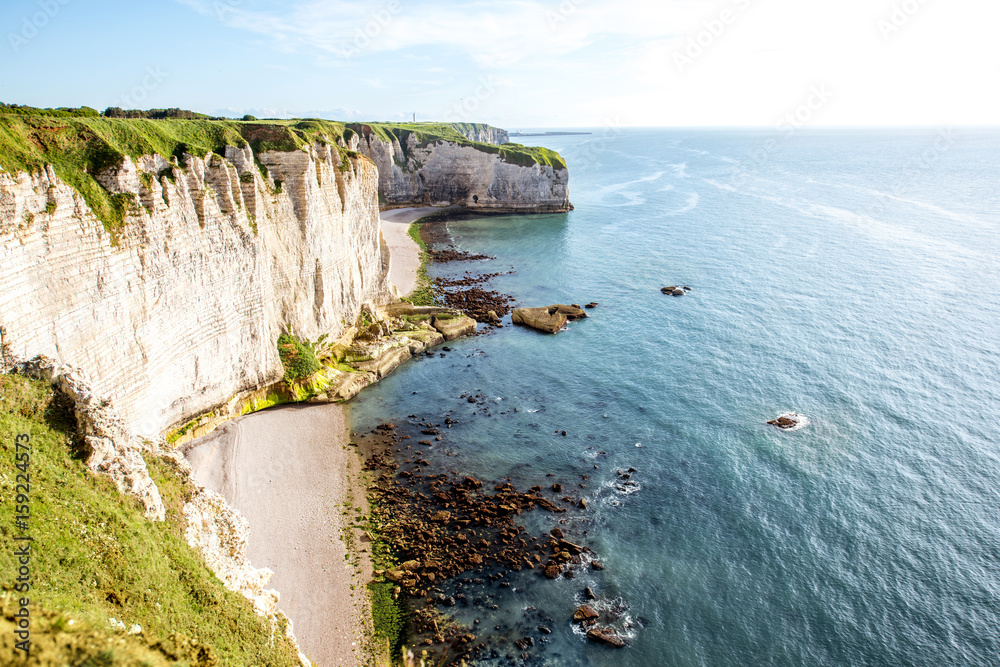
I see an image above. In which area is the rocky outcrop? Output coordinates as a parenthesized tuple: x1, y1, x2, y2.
(768, 412, 806, 430)
(182, 486, 282, 618)
(586, 627, 626, 648)
(13, 355, 165, 521)
(511, 304, 588, 334)
(354, 128, 571, 213)
(7, 353, 307, 661)
(431, 314, 477, 340)
(0, 144, 391, 439)
(451, 123, 509, 145)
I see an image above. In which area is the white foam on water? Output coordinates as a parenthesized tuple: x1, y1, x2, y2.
(664, 191, 700, 216)
(773, 412, 810, 432)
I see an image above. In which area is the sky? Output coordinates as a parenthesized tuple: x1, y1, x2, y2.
(1, 0, 999, 128)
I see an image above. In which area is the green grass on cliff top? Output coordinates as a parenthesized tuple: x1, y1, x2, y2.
(350, 121, 567, 171)
(0, 373, 301, 666)
(0, 110, 357, 239)
(0, 106, 566, 239)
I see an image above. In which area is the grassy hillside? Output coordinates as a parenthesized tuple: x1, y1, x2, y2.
(351, 121, 567, 171)
(0, 373, 301, 665)
(0, 109, 356, 239)
(0, 106, 566, 241)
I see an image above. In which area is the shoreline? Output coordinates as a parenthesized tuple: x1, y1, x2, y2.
(379, 206, 443, 297)
(178, 210, 517, 665)
(183, 403, 379, 667)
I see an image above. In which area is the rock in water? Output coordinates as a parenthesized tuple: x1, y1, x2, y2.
(573, 605, 600, 622)
(511, 306, 566, 333)
(671, 289, 685, 296)
(511, 304, 586, 333)
(586, 627, 626, 648)
(767, 415, 799, 429)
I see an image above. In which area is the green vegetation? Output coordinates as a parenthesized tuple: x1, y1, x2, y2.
(0, 374, 300, 665)
(0, 106, 565, 243)
(402, 222, 438, 307)
(0, 109, 357, 240)
(367, 581, 405, 659)
(276, 331, 321, 382)
(164, 415, 201, 445)
(102, 107, 217, 120)
(351, 121, 567, 171)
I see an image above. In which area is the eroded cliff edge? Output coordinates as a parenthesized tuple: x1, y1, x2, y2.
(0, 116, 571, 439)
(1, 141, 390, 440)
(0, 111, 570, 663)
(350, 122, 572, 213)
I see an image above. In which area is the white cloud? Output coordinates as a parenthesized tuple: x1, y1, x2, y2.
(177, 0, 1000, 127)
(175, 0, 696, 66)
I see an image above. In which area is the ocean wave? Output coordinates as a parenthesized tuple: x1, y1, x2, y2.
(703, 178, 737, 192)
(663, 191, 700, 216)
(569, 596, 640, 642)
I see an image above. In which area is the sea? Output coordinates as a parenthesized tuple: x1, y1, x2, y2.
(350, 128, 1000, 666)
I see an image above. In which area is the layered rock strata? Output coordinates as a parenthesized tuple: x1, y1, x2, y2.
(0, 144, 391, 439)
(351, 128, 571, 213)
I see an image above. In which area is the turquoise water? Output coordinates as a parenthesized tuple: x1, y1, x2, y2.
(352, 128, 1000, 666)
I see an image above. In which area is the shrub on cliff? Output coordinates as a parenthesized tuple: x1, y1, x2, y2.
(277, 332, 321, 381)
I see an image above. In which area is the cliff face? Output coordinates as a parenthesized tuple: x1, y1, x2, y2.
(351, 129, 571, 213)
(0, 144, 390, 438)
(451, 123, 510, 145)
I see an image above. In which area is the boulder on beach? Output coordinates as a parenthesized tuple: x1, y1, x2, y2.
(586, 627, 626, 648)
(512, 304, 588, 333)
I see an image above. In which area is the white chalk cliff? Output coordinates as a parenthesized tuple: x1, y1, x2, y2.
(1, 144, 391, 439)
(349, 127, 572, 212)
(0, 127, 570, 662)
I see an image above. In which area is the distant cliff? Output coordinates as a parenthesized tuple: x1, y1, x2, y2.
(450, 122, 509, 145)
(348, 122, 572, 213)
(0, 114, 570, 438)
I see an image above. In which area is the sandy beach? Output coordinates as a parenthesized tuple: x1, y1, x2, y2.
(380, 207, 435, 296)
(183, 403, 373, 667)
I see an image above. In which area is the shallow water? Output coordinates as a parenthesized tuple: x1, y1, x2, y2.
(351, 128, 1000, 666)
